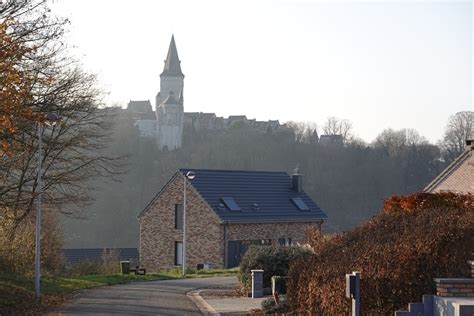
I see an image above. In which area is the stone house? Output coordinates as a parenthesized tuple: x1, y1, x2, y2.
(138, 169, 327, 271)
(424, 139, 474, 193)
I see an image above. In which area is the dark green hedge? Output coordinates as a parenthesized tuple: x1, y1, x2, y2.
(238, 245, 311, 291)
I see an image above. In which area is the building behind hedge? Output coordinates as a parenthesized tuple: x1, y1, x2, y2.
(424, 139, 474, 193)
(138, 169, 327, 271)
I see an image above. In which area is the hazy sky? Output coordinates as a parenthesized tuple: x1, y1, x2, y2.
(51, 0, 473, 143)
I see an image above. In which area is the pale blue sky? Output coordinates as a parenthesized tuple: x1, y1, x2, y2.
(51, 0, 473, 143)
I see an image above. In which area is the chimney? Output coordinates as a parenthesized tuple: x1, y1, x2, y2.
(465, 139, 474, 151)
(292, 174, 303, 192)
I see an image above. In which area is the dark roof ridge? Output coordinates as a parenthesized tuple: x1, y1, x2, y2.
(179, 168, 289, 174)
(63, 247, 138, 250)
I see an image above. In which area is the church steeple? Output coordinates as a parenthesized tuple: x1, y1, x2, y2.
(155, 35, 185, 151)
(160, 35, 184, 77)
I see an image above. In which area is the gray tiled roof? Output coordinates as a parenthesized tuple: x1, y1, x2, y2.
(63, 248, 139, 265)
(179, 169, 327, 223)
(160, 35, 184, 77)
(228, 115, 247, 120)
(127, 100, 153, 113)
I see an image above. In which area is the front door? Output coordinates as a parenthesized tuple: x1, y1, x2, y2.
(227, 241, 246, 268)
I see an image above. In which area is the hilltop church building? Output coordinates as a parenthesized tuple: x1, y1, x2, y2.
(127, 35, 281, 150)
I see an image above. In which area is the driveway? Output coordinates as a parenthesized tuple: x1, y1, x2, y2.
(52, 276, 238, 316)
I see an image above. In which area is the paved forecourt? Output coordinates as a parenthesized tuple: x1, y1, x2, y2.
(52, 276, 237, 316)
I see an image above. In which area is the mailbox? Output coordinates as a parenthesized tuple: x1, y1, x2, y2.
(346, 273, 356, 298)
(346, 271, 361, 316)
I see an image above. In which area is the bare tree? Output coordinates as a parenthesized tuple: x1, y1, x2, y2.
(0, 0, 124, 233)
(372, 128, 427, 156)
(285, 121, 319, 144)
(439, 111, 474, 162)
(322, 116, 353, 143)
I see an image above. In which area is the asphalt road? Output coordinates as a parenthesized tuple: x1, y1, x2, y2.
(52, 276, 237, 316)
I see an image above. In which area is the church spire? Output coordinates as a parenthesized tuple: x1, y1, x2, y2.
(160, 35, 184, 77)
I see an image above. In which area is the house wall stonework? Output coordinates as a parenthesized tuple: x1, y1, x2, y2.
(139, 175, 224, 271)
(226, 222, 322, 245)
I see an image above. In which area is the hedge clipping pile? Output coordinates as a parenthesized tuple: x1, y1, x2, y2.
(288, 192, 474, 315)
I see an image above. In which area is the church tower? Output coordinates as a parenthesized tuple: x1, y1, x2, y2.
(155, 35, 185, 150)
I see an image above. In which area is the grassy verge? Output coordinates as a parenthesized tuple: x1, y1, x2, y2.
(0, 268, 239, 315)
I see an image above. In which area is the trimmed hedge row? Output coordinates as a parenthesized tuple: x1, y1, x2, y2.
(288, 192, 474, 315)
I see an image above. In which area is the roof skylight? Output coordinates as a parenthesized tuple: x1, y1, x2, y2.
(291, 197, 310, 211)
(221, 197, 241, 211)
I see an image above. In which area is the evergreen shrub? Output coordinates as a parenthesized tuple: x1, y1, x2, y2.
(238, 245, 311, 291)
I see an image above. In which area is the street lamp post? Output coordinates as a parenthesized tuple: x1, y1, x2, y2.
(35, 112, 60, 298)
(34, 123, 43, 298)
(182, 170, 195, 275)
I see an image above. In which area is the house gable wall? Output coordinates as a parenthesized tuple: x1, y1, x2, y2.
(429, 152, 474, 193)
(227, 222, 322, 244)
(139, 174, 224, 271)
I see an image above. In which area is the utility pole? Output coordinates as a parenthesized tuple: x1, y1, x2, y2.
(34, 123, 43, 298)
(182, 176, 187, 275)
(182, 170, 195, 275)
(34, 112, 60, 298)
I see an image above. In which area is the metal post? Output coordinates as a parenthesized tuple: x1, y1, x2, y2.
(352, 271, 360, 316)
(35, 124, 43, 298)
(223, 222, 228, 268)
(182, 175, 186, 275)
(251, 270, 264, 298)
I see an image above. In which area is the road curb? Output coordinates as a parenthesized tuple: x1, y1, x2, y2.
(187, 289, 220, 316)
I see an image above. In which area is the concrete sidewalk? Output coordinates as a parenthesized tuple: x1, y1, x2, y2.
(188, 288, 267, 315)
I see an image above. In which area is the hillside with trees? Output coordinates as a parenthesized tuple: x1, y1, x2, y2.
(62, 110, 473, 248)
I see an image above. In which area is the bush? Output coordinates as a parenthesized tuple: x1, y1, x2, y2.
(0, 210, 64, 276)
(239, 245, 311, 291)
(64, 260, 102, 276)
(63, 249, 122, 276)
(261, 297, 290, 314)
(287, 192, 474, 315)
(100, 249, 120, 274)
(260, 297, 276, 312)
